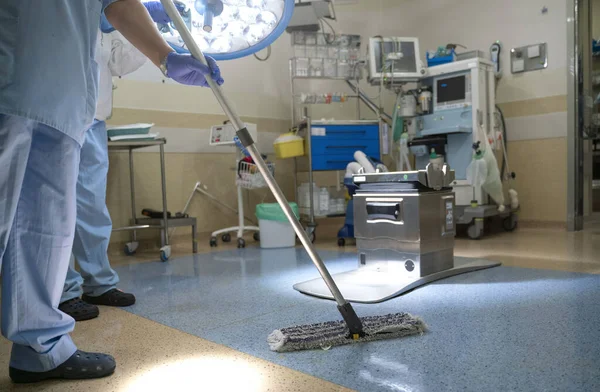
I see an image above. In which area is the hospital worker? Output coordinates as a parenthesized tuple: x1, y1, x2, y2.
(58, 3, 178, 322)
(0, 0, 223, 384)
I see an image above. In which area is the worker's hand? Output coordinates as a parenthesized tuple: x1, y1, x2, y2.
(143, 1, 187, 24)
(165, 52, 224, 87)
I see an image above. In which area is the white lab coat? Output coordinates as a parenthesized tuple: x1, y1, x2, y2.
(95, 30, 147, 121)
(59, 31, 147, 308)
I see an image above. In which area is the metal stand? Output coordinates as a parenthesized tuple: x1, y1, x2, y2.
(289, 53, 383, 245)
(175, 180, 261, 249)
(302, 112, 317, 241)
(108, 138, 198, 261)
(210, 178, 261, 249)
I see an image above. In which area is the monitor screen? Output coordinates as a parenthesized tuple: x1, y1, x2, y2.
(436, 76, 466, 104)
(374, 41, 418, 74)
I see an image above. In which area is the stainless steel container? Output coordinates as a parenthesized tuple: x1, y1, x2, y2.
(354, 188, 456, 279)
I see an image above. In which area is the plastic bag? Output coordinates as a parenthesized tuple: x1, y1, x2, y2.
(256, 203, 299, 222)
(480, 137, 505, 207)
(467, 157, 488, 187)
(467, 137, 506, 208)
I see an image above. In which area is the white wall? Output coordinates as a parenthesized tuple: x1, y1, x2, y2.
(115, 35, 293, 120)
(379, 0, 567, 104)
(292, 0, 569, 120)
(593, 0, 600, 38)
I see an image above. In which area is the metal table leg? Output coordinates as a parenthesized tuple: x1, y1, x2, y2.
(159, 143, 171, 262)
(305, 113, 316, 242)
(293, 157, 298, 210)
(192, 222, 198, 253)
(160, 143, 169, 245)
(129, 147, 137, 243)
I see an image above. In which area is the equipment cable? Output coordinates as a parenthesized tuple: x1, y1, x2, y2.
(253, 45, 272, 61)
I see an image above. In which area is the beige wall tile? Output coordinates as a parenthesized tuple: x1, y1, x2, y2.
(498, 95, 567, 119)
(106, 134, 568, 248)
(108, 108, 290, 133)
(507, 137, 567, 223)
(107, 152, 296, 244)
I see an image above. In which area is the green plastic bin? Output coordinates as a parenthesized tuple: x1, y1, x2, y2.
(256, 203, 299, 248)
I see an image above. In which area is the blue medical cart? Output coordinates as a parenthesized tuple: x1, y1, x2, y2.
(295, 116, 383, 243)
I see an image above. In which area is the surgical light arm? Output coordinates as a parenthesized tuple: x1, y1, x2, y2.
(194, 0, 224, 32)
(159, 0, 366, 338)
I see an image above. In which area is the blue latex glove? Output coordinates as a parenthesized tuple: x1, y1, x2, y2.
(100, 14, 116, 33)
(143, 1, 187, 24)
(165, 52, 224, 87)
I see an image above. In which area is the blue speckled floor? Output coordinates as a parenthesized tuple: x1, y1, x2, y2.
(115, 248, 600, 392)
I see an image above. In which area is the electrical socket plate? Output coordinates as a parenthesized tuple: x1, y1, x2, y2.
(510, 43, 548, 74)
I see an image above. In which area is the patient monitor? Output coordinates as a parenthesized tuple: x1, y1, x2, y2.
(368, 37, 426, 83)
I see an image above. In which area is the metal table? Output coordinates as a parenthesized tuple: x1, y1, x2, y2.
(108, 138, 198, 261)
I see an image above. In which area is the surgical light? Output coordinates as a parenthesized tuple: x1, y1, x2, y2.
(159, 0, 295, 60)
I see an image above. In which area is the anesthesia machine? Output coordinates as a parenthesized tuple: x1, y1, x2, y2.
(367, 37, 518, 239)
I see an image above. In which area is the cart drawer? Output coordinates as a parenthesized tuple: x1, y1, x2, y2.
(310, 138, 380, 155)
(310, 123, 380, 140)
(312, 150, 381, 171)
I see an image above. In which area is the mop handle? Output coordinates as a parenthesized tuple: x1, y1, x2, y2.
(159, 0, 350, 309)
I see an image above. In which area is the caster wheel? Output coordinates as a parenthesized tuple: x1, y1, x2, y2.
(222, 233, 232, 243)
(301, 227, 316, 244)
(124, 241, 138, 256)
(160, 246, 171, 262)
(337, 238, 345, 247)
(210, 237, 218, 247)
(160, 251, 169, 262)
(237, 238, 246, 249)
(503, 215, 518, 232)
(253, 232, 260, 242)
(467, 223, 483, 240)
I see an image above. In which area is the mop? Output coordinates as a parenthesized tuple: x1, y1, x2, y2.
(267, 313, 426, 352)
(160, 0, 426, 352)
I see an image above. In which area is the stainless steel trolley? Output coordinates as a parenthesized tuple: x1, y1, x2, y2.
(108, 138, 198, 261)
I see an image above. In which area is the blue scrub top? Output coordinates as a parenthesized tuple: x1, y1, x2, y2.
(0, 0, 119, 145)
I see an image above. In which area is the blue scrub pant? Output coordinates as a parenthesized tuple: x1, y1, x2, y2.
(61, 120, 118, 303)
(0, 114, 79, 372)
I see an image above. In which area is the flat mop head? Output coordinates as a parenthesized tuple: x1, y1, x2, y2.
(268, 312, 426, 352)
